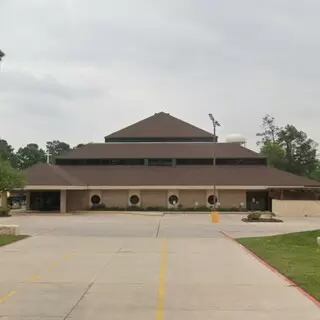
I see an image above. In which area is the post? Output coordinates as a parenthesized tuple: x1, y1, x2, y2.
(1, 191, 8, 208)
(208, 114, 221, 223)
(213, 135, 217, 212)
(60, 190, 67, 213)
(26, 191, 31, 211)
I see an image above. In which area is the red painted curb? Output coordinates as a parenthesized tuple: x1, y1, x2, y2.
(220, 231, 320, 308)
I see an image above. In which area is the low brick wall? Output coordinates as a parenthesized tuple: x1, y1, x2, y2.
(0, 225, 20, 236)
(272, 200, 320, 217)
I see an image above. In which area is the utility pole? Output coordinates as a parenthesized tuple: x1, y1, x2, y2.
(208, 113, 221, 222)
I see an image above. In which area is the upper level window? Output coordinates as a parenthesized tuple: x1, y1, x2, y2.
(148, 159, 173, 166)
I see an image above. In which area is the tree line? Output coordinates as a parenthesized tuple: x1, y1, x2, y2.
(0, 140, 85, 170)
(257, 114, 320, 181)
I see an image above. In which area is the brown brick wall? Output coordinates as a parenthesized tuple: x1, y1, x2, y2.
(179, 190, 206, 208)
(218, 190, 246, 208)
(102, 190, 128, 207)
(66, 190, 88, 211)
(141, 190, 167, 208)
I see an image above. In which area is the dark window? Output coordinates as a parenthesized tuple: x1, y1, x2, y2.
(148, 158, 173, 166)
(176, 158, 266, 166)
(176, 158, 213, 166)
(216, 158, 266, 165)
(91, 195, 101, 205)
(129, 195, 140, 205)
(207, 195, 218, 205)
(169, 195, 179, 205)
(56, 158, 144, 166)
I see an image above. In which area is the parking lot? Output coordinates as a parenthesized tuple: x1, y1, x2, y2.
(0, 213, 319, 319)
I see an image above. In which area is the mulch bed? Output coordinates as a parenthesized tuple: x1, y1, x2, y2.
(242, 218, 283, 223)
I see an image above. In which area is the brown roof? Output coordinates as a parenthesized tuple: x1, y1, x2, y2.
(24, 164, 320, 188)
(104, 112, 213, 139)
(24, 163, 85, 186)
(57, 142, 263, 159)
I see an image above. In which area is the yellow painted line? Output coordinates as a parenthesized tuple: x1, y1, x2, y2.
(63, 252, 72, 260)
(24, 274, 41, 282)
(7, 290, 16, 297)
(0, 290, 16, 304)
(48, 263, 58, 270)
(156, 239, 168, 320)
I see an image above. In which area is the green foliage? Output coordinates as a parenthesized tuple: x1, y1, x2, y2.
(0, 159, 25, 192)
(0, 137, 84, 170)
(46, 140, 71, 163)
(238, 230, 320, 301)
(310, 165, 320, 181)
(0, 235, 29, 247)
(257, 115, 319, 178)
(247, 212, 262, 221)
(89, 205, 247, 212)
(260, 141, 287, 170)
(0, 138, 18, 168)
(278, 125, 318, 176)
(257, 114, 279, 144)
(0, 206, 11, 217)
(16, 143, 46, 170)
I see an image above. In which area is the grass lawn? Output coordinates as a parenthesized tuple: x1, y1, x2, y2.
(0, 235, 29, 247)
(237, 230, 320, 302)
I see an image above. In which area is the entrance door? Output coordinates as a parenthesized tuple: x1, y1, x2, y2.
(246, 191, 270, 211)
(30, 191, 60, 211)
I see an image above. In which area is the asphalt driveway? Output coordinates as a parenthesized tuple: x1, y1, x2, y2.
(0, 213, 319, 319)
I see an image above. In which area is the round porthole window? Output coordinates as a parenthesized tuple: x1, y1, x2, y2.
(91, 195, 101, 205)
(169, 195, 179, 205)
(130, 195, 140, 205)
(207, 195, 218, 205)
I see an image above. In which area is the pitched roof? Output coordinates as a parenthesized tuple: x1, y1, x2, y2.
(24, 164, 320, 188)
(57, 142, 263, 159)
(104, 112, 213, 140)
(24, 163, 85, 186)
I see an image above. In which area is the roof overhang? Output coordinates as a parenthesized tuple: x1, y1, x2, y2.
(20, 185, 318, 191)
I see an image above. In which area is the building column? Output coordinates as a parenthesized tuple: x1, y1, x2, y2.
(1, 191, 8, 208)
(26, 191, 31, 210)
(60, 190, 67, 213)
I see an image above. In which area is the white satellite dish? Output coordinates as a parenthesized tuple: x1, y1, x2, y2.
(226, 133, 246, 146)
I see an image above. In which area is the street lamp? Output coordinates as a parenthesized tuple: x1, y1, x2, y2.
(0, 50, 5, 72)
(208, 114, 221, 221)
(0, 50, 5, 61)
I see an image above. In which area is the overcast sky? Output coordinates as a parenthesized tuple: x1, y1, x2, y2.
(1, 0, 320, 151)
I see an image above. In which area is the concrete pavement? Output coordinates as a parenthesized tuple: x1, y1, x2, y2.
(0, 213, 319, 319)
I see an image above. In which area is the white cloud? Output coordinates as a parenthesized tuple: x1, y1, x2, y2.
(0, 0, 320, 151)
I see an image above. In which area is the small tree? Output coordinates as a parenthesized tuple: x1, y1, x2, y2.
(0, 159, 25, 208)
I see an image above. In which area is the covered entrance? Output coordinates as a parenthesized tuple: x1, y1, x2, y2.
(246, 191, 270, 211)
(30, 191, 61, 211)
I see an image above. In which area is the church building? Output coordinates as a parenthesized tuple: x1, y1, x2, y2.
(23, 112, 320, 213)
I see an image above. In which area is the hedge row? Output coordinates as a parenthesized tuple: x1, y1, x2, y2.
(90, 204, 248, 212)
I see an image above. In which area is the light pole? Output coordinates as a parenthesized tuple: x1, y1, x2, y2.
(0, 50, 5, 71)
(208, 114, 221, 219)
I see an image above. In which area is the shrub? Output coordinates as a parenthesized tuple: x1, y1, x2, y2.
(91, 203, 106, 210)
(0, 206, 11, 217)
(127, 205, 142, 211)
(247, 212, 262, 221)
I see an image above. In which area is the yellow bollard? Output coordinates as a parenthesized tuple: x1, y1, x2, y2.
(211, 211, 219, 223)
